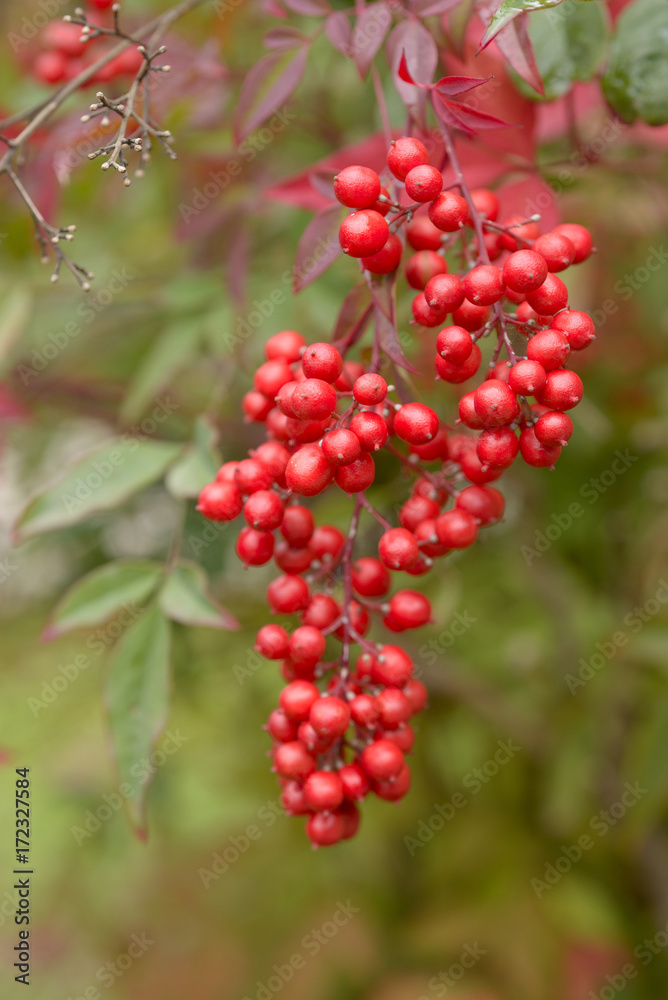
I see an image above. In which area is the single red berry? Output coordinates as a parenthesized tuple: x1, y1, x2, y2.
(351, 557, 390, 597)
(452, 299, 490, 332)
(254, 358, 293, 398)
(236, 527, 275, 566)
(361, 739, 405, 780)
(519, 426, 561, 468)
(410, 426, 449, 462)
(477, 427, 519, 469)
(483, 230, 504, 260)
(339, 210, 389, 257)
(289, 626, 326, 666)
(434, 342, 482, 383)
(429, 191, 469, 232)
(536, 369, 583, 410)
(473, 379, 521, 427)
(412, 292, 447, 328)
(280, 780, 311, 815)
(334, 165, 381, 208)
(353, 373, 387, 406)
(499, 215, 541, 251)
(334, 360, 366, 392)
(350, 695, 379, 728)
(279, 680, 320, 721)
(197, 481, 242, 521)
(376, 688, 413, 729)
(551, 310, 596, 351)
(321, 428, 361, 467)
(291, 379, 337, 421)
(508, 359, 547, 397)
(274, 741, 316, 780)
(304, 771, 344, 812)
(42, 21, 84, 56)
(463, 264, 505, 306)
(533, 232, 576, 272)
(243, 490, 284, 531)
(405, 164, 443, 202)
(285, 445, 334, 496)
(281, 505, 314, 548)
(526, 329, 570, 371)
(435, 509, 478, 549)
(302, 593, 340, 631)
(242, 390, 274, 422)
(526, 273, 568, 315)
(436, 325, 473, 365)
(274, 543, 313, 575)
(275, 380, 298, 416)
(403, 678, 428, 714)
(470, 188, 499, 221)
(378, 527, 419, 570)
(405, 250, 448, 290)
(406, 213, 443, 251)
(389, 590, 431, 629)
(256, 624, 290, 660)
(301, 343, 343, 383)
(265, 330, 306, 362)
(306, 811, 345, 847)
(502, 250, 548, 293)
(373, 762, 411, 801)
(387, 136, 430, 180)
(534, 410, 574, 447)
(34, 51, 68, 83)
(458, 392, 485, 430)
(552, 223, 593, 263)
(373, 644, 413, 687)
(286, 415, 332, 445)
(235, 458, 274, 495)
(334, 452, 375, 493)
(361, 232, 403, 274)
(309, 696, 351, 737)
(310, 525, 345, 562)
(349, 411, 388, 452)
(425, 274, 465, 315)
(339, 763, 371, 800)
(267, 574, 311, 614)
(455, 485, 504, 525)
(399, 495, 440, 532)
(266, 708, 299, 742)
(458, 444, 504, 485)
(394, 402, 439, 445)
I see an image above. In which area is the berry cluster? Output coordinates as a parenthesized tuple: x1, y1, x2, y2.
(196, 136, 596, 848)
(32, 3, 141, 86)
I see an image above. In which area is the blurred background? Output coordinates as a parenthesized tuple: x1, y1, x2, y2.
(1, 1, 668, 998)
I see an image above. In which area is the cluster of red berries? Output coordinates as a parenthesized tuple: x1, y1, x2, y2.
(334, 136, 596, 473)
(32, 4, 142, 86)
(196, 136, 596, 848)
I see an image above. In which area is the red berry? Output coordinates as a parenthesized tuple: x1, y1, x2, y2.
(473, 379, 521, 427)
(339, 210, 389, 257)
(428, 191, 469, 232)
(533, 232, 576, 272)
(552, 223, 593, 264)
(470, 188, 499, 221)
(406, 214, 443, 251)
(534, 410, 574, 447)
(280, 780, 310, 814)
(280, 680, 320, 721)
(242, 390, 274, 422)
(463, 264, 505, 306)
(310, 525, 345, 562)
(452, 299, 490, 332)
(412, 292, 447, 328)
(508, 359, 547, 397)
(301, 343, 343, 383)
(372, 186, 392, 216)
(274, 741, 316, 779)
(34, 51, 68, 83)
(243, 490, 283, 531)
(334, 360, 365, 392)
(434, 342, 482, 383)
(502, 250, 548, 293)
(285, 445, 334, 496)
(405, 164, 443, 202)
(321, 428, 361, 466)
(334, 165, 381, 208)
(425, 274, 465, 314)
(350, 411, 388, 451)
(353, 373, 387, 406)
(536, 369, 583, 410)
(387, 136, 430, 180)
(351, 557, 390, 597)
(334, 452, 375, 493)
(436, 325, 473, 365)
(274, 543, 313, 575)
(526, 329, 570, 371)
(526, 273, 568, 315)
(350, 695, 379, 728)
(255, 625, 289, 662)
(272, 382, 296, 418)
(361, 739, 404, 780)
(306, 811, 345, 846)
(302, 593, 340, 630)
(376, 688, 413, 729)
(373, 762, 411, 800)
(265, 330, 306, 362)
(458, 392, 485, 430)
(235, 458, 273, 494)
(236, 527, 275, 566)
(267, 574, 311, 614)
(403, 678, 428, 713)
(499, 215, 541, 251)
(389, 590, 431, 629)
(289, 625, 326, 666)
(405, 250, 448, 290)
(281, 505, 314, 548)
(435, 509, 478, 549)
(42, 21, 84, 56)
(394, 402, 439, 445)
(339, 763, 371, 800)
(304, 771, 344, 812)
(551, 310, 595, 351)
(373, 644, 413, 686)
(267, 708, 299, 742)
(410, 426, 449, 461)
(254, 358, 293, 398)
(361, 233, 403, 274)
(378, 527, 419, 570)
(456, 485, 504, 525)
(291, 379, 337, 420)
(477, 427, 519, 469)
(309, 696, 350, 737)
(519, 426, 561, 468)
(197, 481, 242, 521)
(399, 495, 440, 532)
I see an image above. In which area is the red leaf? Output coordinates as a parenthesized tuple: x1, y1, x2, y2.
(234, 47, 309, 143)
(282, 0, 330, 14)
(264, 27, 308, 50)
(440, 94, 515, 132)
(352, 2, 392, 78)
(325, 11, 352, 57)
(476, 0, 543, 94)
(386, 19, 438, 118)
(434, 74, 493, 96)
(293, 204, 344, 293)
(398, 51, 416, 85)
(309, 170, 336, 202)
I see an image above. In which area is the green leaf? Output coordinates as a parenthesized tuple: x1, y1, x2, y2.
(106, 603, 171, 836)
(0, 286, 32, 373)
(510, 0, 609, 100)
(159, 560, 239, 629)
(43, 560, 164, 640)
(14, 437, 183, 542)
(120, 319, 201, 423)
(480, 0, 564, 49)
(602, 0, 668, 125)
(165, 416, 221, 500)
